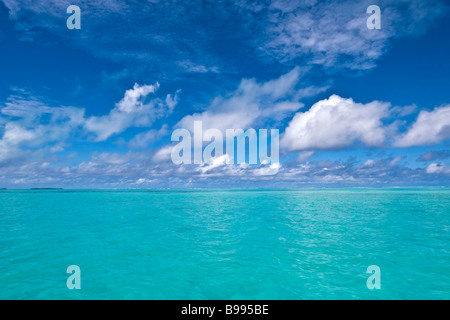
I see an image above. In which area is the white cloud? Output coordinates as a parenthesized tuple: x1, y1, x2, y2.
(0, 94, 85, 163)
(390, 156, 403, 166)
(281, 95, 391, 151)
(254, 162, 281, 176)
(1, 123, 36, 145)
(177, 67, 305, 132)
(85, 83, 178, 141)
(0, 84, 178, 164)
(2, 0, 447, 76)
(197, 154, 232, 174)
(129, 125, 169, 149)
(177, 60, 219, 73)
(135, 178, 154, 185)
(152, 145, 173, 163)
(296, 151, 315, 163)
(254, 0, 447, 70)
(395, 105, 450, 147)
(426, 163, 450, 174)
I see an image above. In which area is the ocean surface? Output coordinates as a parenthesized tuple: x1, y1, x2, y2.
(0, 188, 449, 300)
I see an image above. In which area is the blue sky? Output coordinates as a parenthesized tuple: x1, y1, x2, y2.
(1, 0, 450, 188)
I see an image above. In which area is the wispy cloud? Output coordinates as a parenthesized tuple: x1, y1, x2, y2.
(3, 0, 446, 74)
(418, 150, 450, 162)
(240, 0, 448, 70)
(0, 91, 85, 163)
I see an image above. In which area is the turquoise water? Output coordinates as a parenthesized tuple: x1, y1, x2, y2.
(0, 189, 449, 300)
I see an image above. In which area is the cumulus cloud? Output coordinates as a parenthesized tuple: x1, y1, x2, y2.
(0, 143, 448, 188)
(0, 83, 177, 164)
(254, 162, 281, 176)
(281, 95, 391, 151)
(395, 105, 450, 147)
(2, 83, 450, 188)
(177, 67, 306, 132)
(85, 83, 178, 141)
(193, 154, 281, 177)
(2, 1, 450, 188)
(426, 163, 450, 175)
(197, 154, 233, 174)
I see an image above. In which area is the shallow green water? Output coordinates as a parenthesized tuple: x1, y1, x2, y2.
(0, 189, 449, 299)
